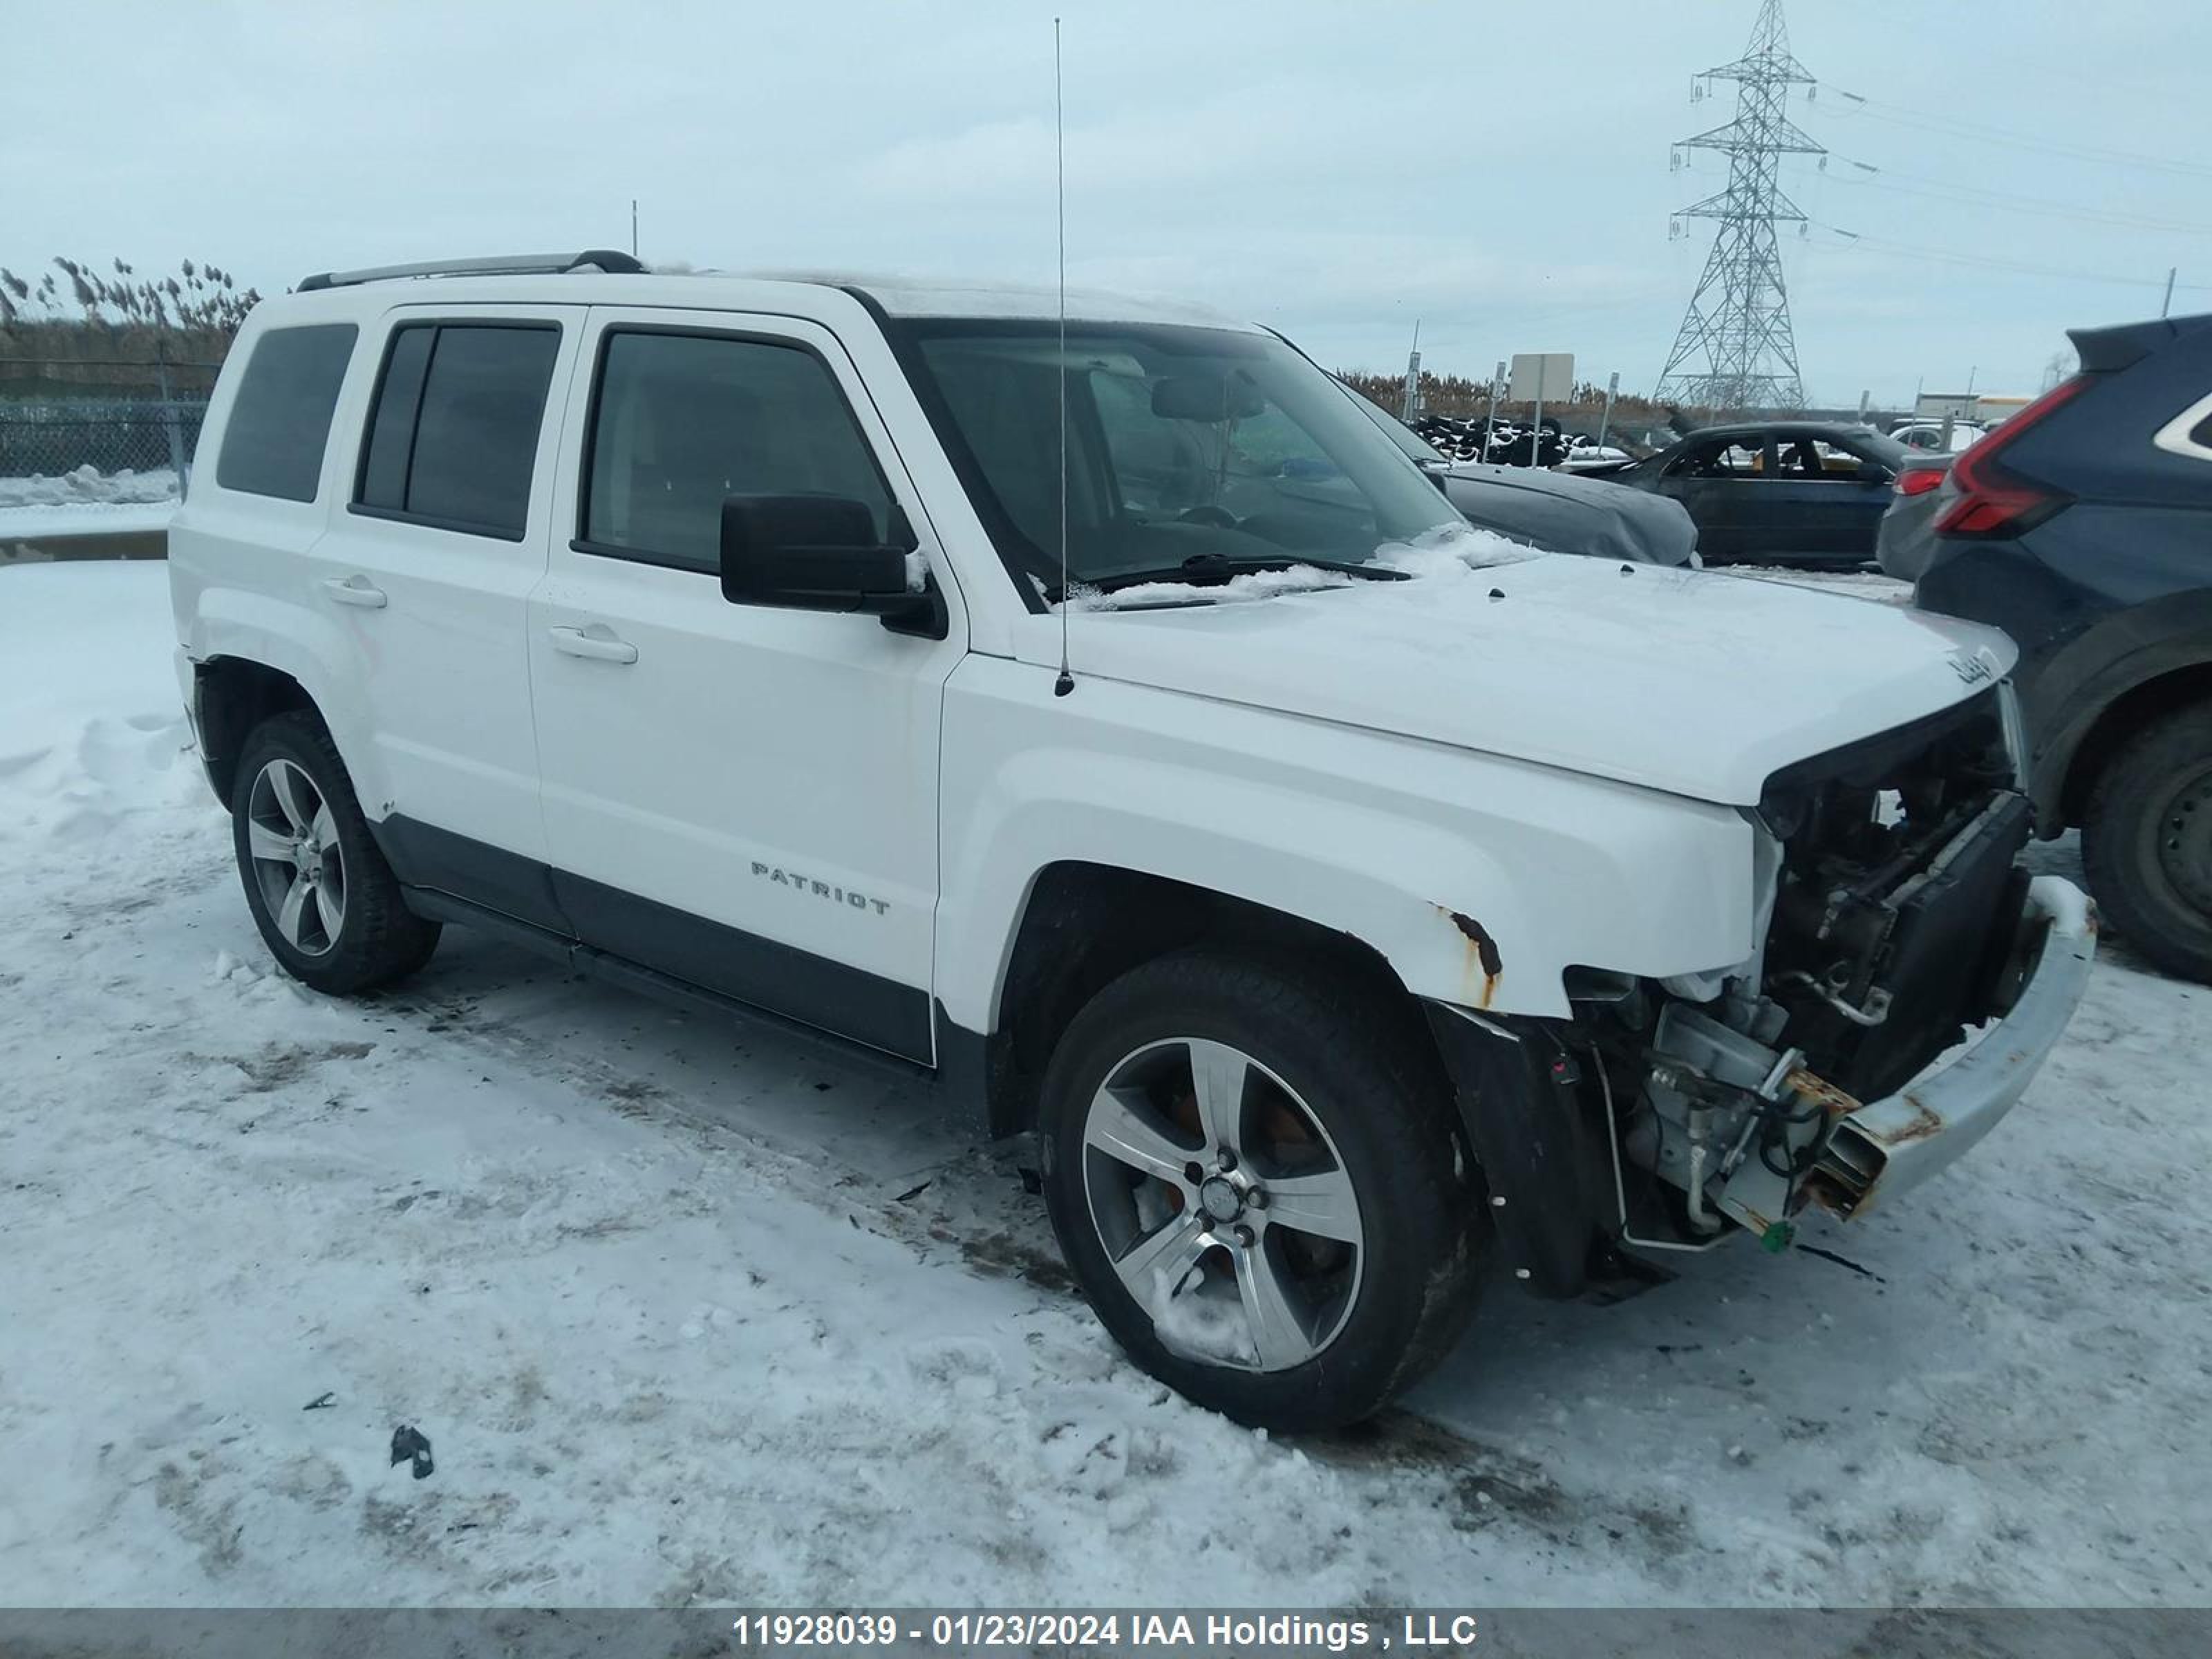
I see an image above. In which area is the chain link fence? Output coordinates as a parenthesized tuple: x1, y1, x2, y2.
(2, 348, 220, 509)
(0, 396, 208, 489)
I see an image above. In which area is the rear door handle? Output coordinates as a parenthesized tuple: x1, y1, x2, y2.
(547, 624, 639, 665)
(322, 575, 388, 608)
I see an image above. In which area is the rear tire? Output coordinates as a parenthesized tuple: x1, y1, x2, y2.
(1037, 951, 1483, 1432)
(2082, 700, 2212, 984)
(230, 711, 440, 995)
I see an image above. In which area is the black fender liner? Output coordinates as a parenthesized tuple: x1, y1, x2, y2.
(1422, 1002, 1609, 1299)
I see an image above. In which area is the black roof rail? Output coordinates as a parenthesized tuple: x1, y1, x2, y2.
(296, 250, 645, 292)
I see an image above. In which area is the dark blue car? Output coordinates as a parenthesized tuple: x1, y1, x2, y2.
(1912, 312, 2212, 983)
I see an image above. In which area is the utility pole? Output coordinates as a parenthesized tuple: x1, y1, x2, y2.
(1400, 321, 1423, 423)
(1655, 0, 1822, 413)
(2163, 265, 2177, 318)
(631, 199, 639, 260)
(153, 335, 187, 491)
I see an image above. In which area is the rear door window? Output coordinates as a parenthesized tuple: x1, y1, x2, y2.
(355, 321, 561, 539)
(215, 323, 359, 502)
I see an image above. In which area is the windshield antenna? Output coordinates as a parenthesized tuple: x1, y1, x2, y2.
(1052, 15, 1074, 697)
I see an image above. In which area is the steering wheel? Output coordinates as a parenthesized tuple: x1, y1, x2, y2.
(1177, 505, 1239, 529)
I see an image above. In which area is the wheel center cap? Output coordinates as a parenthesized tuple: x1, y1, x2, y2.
(1199, 1174, 1243, 1223)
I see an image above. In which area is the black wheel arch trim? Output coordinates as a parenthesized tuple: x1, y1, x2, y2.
(2023, 604, 2212, 828)
(1421, 1002, 1609, 1300)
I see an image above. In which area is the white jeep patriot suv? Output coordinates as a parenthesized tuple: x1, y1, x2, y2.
(170, 250, 2095, 1431)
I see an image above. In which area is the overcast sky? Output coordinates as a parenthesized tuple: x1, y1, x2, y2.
(8, 0, 2206, 406)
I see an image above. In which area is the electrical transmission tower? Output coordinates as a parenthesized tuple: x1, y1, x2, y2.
(1655, 0, 1823, 412)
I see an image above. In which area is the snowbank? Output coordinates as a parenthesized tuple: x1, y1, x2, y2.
(0, 464, 181, 507)
(0, 467, 180, 544)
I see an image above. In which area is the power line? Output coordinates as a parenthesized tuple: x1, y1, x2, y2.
(1809, 223, 2210, 294)
(1819, 163, 2212, 238)
(1824, 87, 2212, 182)
(1678, 150, 2211, 238)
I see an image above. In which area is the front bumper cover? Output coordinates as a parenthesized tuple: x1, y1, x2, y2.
(1806, 875, 2095, 1218)
(1421, 876, 2094, 1294)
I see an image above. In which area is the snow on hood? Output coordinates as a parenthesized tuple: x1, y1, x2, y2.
(1018, 550, 2017, 806)
(1060, 524, 1540, 612)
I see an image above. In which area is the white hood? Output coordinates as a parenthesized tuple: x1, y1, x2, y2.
(1015, 554, 2016, 805)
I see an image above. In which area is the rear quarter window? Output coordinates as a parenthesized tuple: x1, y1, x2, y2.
(214, 324, 359, 502)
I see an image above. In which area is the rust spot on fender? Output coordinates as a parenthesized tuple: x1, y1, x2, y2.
(1435, 906, 1503, 1009)
(1438, 907, 1503, 974)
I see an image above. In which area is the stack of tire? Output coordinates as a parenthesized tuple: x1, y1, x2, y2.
(1414, 414, 1572, 469)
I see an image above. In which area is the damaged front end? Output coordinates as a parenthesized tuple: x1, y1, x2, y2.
(1429, 688, 2095, 1291)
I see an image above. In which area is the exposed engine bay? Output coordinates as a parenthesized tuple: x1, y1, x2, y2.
(1600, 689, 2045, 1246)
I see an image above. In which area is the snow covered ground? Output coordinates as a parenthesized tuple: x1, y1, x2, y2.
(2, 561, 2208, 1609)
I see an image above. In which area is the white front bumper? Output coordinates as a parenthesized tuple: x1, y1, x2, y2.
(1811, 876, 2096, 1217)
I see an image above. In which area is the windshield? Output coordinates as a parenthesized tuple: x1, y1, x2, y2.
(893, 320, 1467, 601)
(1345, 388, 1451, 467)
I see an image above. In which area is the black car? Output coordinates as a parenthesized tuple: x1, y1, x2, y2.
(1593, 420, 1906, 566)
(1356, 399, 1698, 565)
(1914, 312, 2212, 983)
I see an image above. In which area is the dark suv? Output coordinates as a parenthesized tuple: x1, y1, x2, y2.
(1911, 312, 2212, 982)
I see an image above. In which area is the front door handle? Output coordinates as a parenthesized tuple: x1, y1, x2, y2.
(547, 624, 639, 665)
(322, 574, 388, 608)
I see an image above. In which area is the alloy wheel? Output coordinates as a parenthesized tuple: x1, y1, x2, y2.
(1079, 1037, 1365, 1373)
(245, 758, 347, 957)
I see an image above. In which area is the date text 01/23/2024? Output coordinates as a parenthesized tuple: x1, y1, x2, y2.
(725, 1611, 1484, 1651)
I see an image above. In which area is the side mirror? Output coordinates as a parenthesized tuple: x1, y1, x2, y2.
(720, 494, 946, 638)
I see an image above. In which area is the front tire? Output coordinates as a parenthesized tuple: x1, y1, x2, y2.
(230, 711, 440, 995)
(1038, 952, 1483, 1432)
(2083, 701, 2212, 984)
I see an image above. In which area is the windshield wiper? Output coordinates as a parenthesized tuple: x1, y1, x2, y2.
(1078, 552, 1411, 597)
